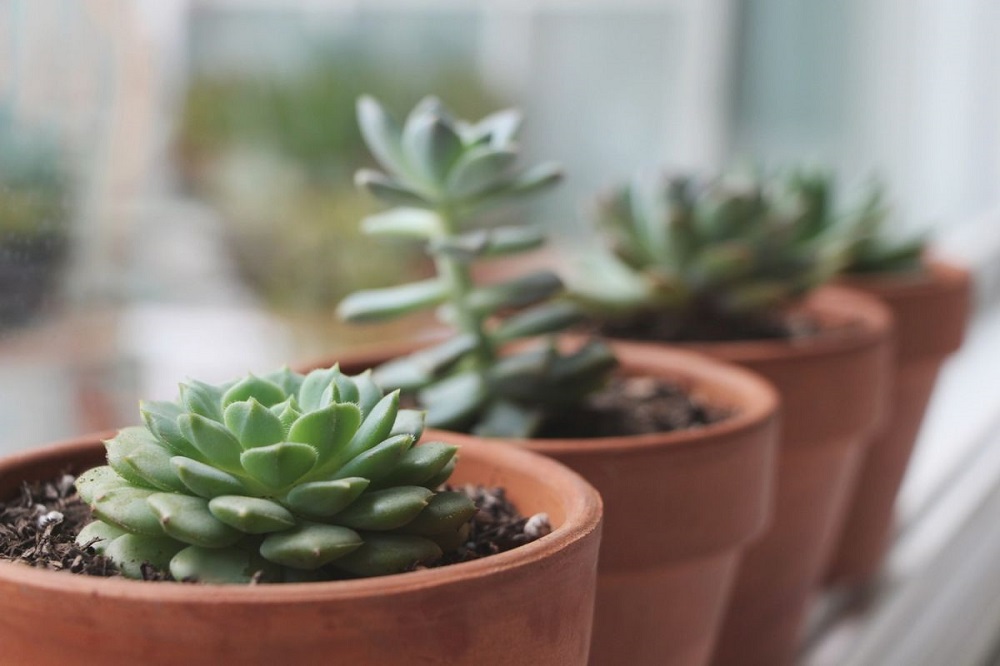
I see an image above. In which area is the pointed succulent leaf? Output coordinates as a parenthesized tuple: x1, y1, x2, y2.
(75, 520, 127, 554)
(331, 372, 359, 405)
(548, 341, 618, 392)
(419, 372, 488, 429)
(479, 162, 562, 202)
(470, 108, 523, 146)
(74, 466, 129, 506)
(147, 493, 242, 548)
(334, 533, 441, 577)
(389, 409, 425, 441)
(430, 522, 471, 552)
(141, 400, 197, 458)
(178, 413, 244, 471)
(179, 380, 226, 422)
(445, 146, 518, 199)
(321, 390, 400, 473)
(467, 271, 563, 315)
(260, 523, 363, 570)
(283, 477, 370, 518)
(170, 546, 274, 584)
(361, 208, 443, 239)
(491, 301, 585, 342)
(332, 434, 413, 483)
(371, 442, 458, 489)
(240, 442, 318, 489)
(472, 400, 542, 438)
(356, 95, 410, 178)
(222, 375, 286, 409)
(91, 485, 165, 536)
(400, 491, 477, 536)
(224, 399, 286, 449)
(171, 456, 254, 498)
(351, 371, 384, 416)
(263, 366, 304, 396)
(334, 486, 433, 531)
(272, 397, 303, 433)
(423, 457, 457, 490)
(288, 402, 361, 463)
(337, 278, 448, 323)
(373, 335, 478, 391)
(208, 496, 296, 534)
(297, 366, 340, 412)
(104, 534, 185, 579)
(107, 427, 185, 492)
(355, 169, 427, 206)
(402, 112, 464, 186)
(427, 226, 545, 262)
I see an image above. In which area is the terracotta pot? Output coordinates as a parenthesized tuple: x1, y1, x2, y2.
(0, 434, 603, 666)
(324, 341, 780, 666)
(826, 260, 971, 584)
(598, 286, 891, 666)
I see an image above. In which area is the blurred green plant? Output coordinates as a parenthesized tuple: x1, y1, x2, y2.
(175, 59, 503, 311)
(572, 172, 843, 340)
(338, 96, 616, 437)
(0, 108, 71, 327)
(76, 364, 476, 583)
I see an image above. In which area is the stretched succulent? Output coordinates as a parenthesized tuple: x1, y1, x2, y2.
(74, 365, 476, 583)
(337, 96, 616, 437)
(573, 172, 843, 336)
(786, 172, 925, 275)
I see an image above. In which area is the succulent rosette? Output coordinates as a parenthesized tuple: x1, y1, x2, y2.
(75, 365, 476, 583)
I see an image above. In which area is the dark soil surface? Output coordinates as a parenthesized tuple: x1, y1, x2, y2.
(0, 475, 546, 582)
(535, 375, 727, 438)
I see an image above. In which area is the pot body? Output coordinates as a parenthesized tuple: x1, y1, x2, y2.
(827, 260, 971, 583)
(662, 285, 893, 666)
(0, 436, 603, 666)
(331, 341, 780, 666)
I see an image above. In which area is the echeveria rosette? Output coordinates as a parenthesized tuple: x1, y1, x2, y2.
(337, 96, 616, 438)
(572, 172, 844, 332)
(74, 365, 476, 584)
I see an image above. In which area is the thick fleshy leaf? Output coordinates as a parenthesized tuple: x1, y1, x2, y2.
(469, 108, 523, 146)
(170, 546, 273, 584)
(224, 399, 286, 450)
(107, 428, 185, 492)
(355, 169, 427, 206)
(334, 487, 433, 531)
(428, 225, 545, 261)
(356, 96, 409, 178)
(263, 366, 304, 396)
(177, 413, 244, 472)
(140, 400, 197, 457)
(75, 466, 128, 506)
(221, 375, 287, 409)
(389, 409, 425, 442)
(361, 208, 443, 239)
(75, 520, 126, 554)
(287, 402, 361, 467)
(334, 533, 442, 577)
(297, 367, 340, 412)
(351, 371, 384, 416)
(337, 279, 448, 323)
(371, 442, 458, 488)
(477, 161, 562, 202)
(472, 400, 542, 438)
(402, 113, 463, 185)
(324, 390, 400, 472)
(260, 524, 362, 570)
(400, 491, 477, 536)
(104, 534, 185, 579)
(171, 456, 254, 498)
(91, 486, 164, 536)
(147, 493, 242, 548)
(272, 398, 303, 433)
(491, 301, 585, 342)
(332, 434, 413, 483)
(546, 341, 618, 401)
(330, 372, 358, 405)
(178, 380, 225, 421)
(284, 477, 370, 518)
(372, 335, 478, 391)
(240, 442, 318, 489)
(208, 496, 295, 534)
(467, 271, 563, 315)
(423, 457, 457, 490)
(419, 372, 488, 429)
(445, 146, 518, 199)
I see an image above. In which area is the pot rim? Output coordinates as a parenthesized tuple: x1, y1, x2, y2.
(836, 257, 970, 300)
(0, 434, 602, 604)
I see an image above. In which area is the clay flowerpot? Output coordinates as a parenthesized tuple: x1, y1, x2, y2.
(323, 341, 781, 666)
(608, 286, 892, 666)
(0, 434, 603, 666)
(827, 260, 971, 584)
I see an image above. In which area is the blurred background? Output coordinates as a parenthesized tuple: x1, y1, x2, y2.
(0, 0, 997, 447)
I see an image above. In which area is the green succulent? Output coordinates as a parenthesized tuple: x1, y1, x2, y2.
(74, 365, 476, 583)
(573, 172, 843, 337)
(337, 96, 616, 438)
(785, 172, 925, 275)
